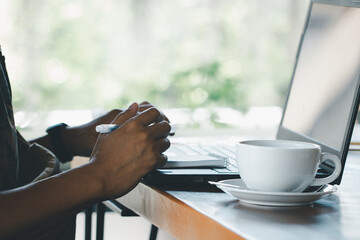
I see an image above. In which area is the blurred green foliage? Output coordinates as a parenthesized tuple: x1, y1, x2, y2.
(167, 62, 247, 109)
(0, 0, 308, 112)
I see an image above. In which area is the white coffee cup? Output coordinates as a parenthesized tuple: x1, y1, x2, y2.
(236, 140, 342, 192)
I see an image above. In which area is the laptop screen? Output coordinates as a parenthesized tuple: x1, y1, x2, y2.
(279, 2, 360, 151)
(277, 1, 360, 183)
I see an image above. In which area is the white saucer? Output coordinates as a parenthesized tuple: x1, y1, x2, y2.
(210, 179, 337, 206)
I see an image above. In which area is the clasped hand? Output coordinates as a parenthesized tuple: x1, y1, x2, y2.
(88, 102, 171, 199)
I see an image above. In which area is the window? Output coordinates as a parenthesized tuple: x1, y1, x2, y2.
(0, 0, 308, 132)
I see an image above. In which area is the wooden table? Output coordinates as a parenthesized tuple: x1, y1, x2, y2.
(103, 151, 360, 240)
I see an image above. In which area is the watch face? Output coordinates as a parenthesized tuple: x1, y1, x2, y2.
(46, 123, 68, 132)
(46, 123, 72, 163)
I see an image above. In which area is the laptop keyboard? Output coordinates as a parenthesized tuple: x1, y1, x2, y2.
(166, 144, 239, 172)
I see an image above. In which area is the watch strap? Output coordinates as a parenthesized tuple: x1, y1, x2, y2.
(46, 123, 73, 163)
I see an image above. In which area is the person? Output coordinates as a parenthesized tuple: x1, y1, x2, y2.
(0, 46, 171, 239)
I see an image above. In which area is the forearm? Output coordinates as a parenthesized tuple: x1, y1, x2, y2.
(2, 104, 170, 239)
(0, 162, 104, 239)
(30, 125, 84, 159)
(30, 135, 53, 152)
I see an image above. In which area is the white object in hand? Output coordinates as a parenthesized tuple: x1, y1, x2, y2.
(95, 124, 119, 133)
(96, 123, 177, 134)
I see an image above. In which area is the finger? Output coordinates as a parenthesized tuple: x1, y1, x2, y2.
(105, 109, 122, 122)
(156, 137, 171, 153)
(112, 103, 139, 125)
(157, 112, 169, 123)
(139, 105, 151, 113)
(148, 121, 171, 139)
(139, 101, 170, 123)
(154, 154, 168, 169)
(139, 101, 151, 109)
(135, 107, 163, 126)
(163, 115, 170, 123)
(168, 124, 175, 136)
(139, 102, 152, 113)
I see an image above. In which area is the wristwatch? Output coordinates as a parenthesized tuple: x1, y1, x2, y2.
(46, 123, 73, 163)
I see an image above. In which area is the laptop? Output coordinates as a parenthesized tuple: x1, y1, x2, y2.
(144, 0, 360, 187)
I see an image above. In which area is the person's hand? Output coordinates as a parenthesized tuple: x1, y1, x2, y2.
(88, 103, 171, 199)
(138, 101, 170, 123)
(138, 101, 174, 136)
(63, 101, 171, 157)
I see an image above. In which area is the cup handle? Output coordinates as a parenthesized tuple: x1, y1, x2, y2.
(310, 152, 342, 186)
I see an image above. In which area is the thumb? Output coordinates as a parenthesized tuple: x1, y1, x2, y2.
(112, 102, 139, 125)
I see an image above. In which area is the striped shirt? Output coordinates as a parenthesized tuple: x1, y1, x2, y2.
(0, 47, 76, 239)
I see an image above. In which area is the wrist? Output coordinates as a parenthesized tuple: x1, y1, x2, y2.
(77, 161, 108, 201)
(62, 125, 93, 157)
(86, 159, 113, 200)
(46, 123, 73, 163)
(61, 125, 79, 157)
